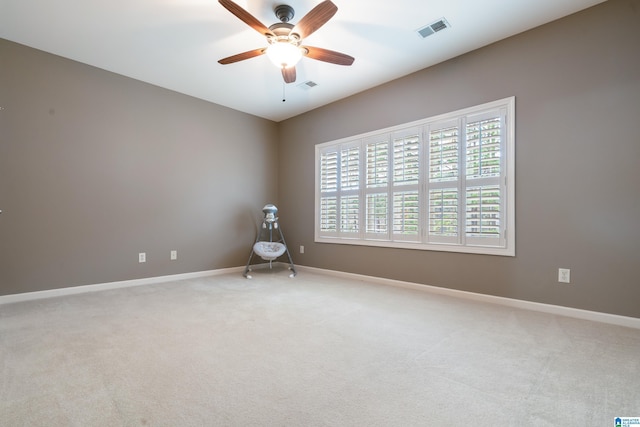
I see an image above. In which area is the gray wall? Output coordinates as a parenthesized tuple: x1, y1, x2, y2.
(278, 0, 640, 318)
(0, 39, 279, 295)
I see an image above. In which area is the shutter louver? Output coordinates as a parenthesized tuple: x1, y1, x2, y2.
(340, 195, 359, 233)
(393, 136, 420, 185)
(466, 117, 501, 179)
(366, 141, 388, 188)
(466, 185, 501, 237)
(429, 126, 458, 182)
(319, 150, 339, 236)
(465, 114, 503, 244)
(429, 189, 458, 236)
(341, 147, 360, 190)
(320, 151, 338, 193)
(320, 196, 337, 232)
(392, 133, 420, 241)
(393, 191, 419, 236)
(428, 124, 459, 242)
(366, 193, 388, 234)
(365, 140, 390, 238)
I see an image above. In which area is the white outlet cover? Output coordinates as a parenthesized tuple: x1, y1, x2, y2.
(558, 268, 570, 283)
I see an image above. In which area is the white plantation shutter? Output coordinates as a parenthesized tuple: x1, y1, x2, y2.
(429, 188, 458, 238)
(429, 125, 459, 182)
(320, 150, 338, 192)
(366, 140, 388, 188)
(464, 111, 506, 247)
(366, 193, 388, 235)
(320, 196, 337, 233)
(319, 149, 339, 236)
(392, 191, 419, 238)
(392, 133, 420, 186)
(365, 138, 390, 238)
(465, 186, 500, 237)
(316, 97, 514, 256)
(466, 116, 501, 179)
(391, 130, 421, 241)
(338, 144, 361, 236)
(340, 195, 359, 234)
(427, 121, 460, 244)
(340, 146, 360, 191)
(317, 144, 362, 238)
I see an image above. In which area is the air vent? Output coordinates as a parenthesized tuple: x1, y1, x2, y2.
(298, 81, 318, 90)
(417, 18, 450, 38)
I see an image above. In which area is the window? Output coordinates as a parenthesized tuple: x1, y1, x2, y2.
(315, 97, 515, 256)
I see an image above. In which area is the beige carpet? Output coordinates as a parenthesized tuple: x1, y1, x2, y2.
(1, 268, 639, 426)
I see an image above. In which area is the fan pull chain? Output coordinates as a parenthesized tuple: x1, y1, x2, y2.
(282, 82, 286, 102)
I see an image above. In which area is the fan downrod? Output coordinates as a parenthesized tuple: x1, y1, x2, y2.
(274, 4, 294, 23)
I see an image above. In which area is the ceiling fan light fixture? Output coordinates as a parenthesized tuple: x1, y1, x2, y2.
(266, 41, 303, 69)
(218, 0, 353, 83)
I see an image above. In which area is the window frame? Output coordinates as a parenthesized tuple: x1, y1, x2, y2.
(315, 97, 515, 256)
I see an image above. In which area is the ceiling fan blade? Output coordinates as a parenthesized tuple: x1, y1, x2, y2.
(218, 0, 274, 37)
(281, 66, 297, 83)
(290, 0, 338, 40)
(218, 48, 266, 64)
(303, 46, 354, 66)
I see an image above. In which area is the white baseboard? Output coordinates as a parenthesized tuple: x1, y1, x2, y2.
(296, 265, 640, 330)
(0, 263, 288, 305)
(0, 267, 244, 305)
(2, 264, 638, 330)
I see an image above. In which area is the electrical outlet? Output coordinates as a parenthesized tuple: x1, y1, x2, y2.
(300, 245, 304, 254)
(139, 252, 146, 263)
(558, 268, 571, 283)
(170, 250, 177, 260)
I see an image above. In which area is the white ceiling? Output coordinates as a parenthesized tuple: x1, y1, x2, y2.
(1, 0, 604, 122)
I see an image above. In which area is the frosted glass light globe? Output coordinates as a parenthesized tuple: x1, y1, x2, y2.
(266, 42, 303, 68)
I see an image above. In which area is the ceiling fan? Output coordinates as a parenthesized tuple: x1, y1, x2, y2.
(217, 0, 354, 84)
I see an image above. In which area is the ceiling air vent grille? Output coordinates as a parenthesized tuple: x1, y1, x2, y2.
(417, 18, 450, 38)
(298, 81, 318, 90)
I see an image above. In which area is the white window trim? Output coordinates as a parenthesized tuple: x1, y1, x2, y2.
(315, 97, 515, 256)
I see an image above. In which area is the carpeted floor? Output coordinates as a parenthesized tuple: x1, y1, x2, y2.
(1, 268, 639, 426)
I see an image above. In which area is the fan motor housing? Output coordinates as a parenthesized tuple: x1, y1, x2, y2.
(269, 22, 294, 37)
(274, 4, 294, 23)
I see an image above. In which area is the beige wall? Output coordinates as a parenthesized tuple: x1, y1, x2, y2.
(0, 39, 279, 295)
(278, 0, 640, 318)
